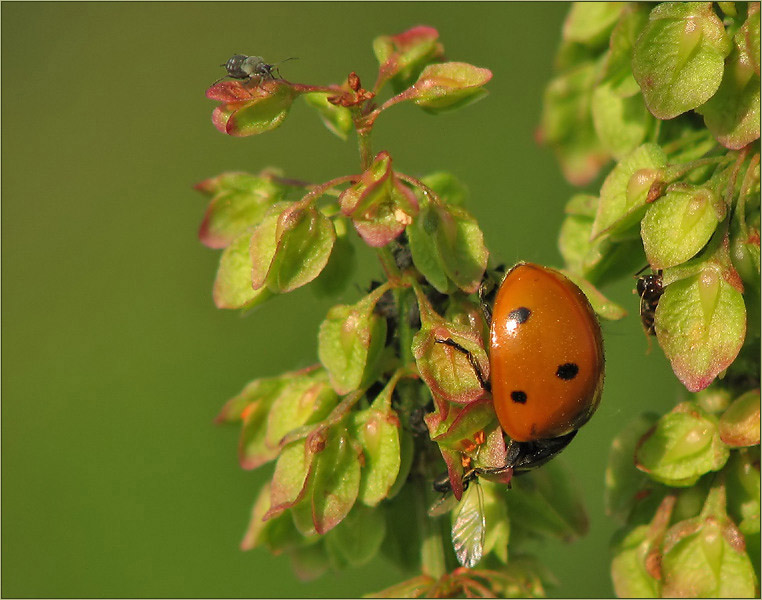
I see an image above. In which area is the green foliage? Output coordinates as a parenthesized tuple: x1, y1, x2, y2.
(541, 2, 760, 596)
(198, 26, 589, 598)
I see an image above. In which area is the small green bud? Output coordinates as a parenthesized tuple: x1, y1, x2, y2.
(698, 8, 761, 149)
(694, 385, 732, 414)
(635, 401, 729, 486)
(540, 61, 610, 186)
(591, 143, 667, 239)
(641, 184, 722, 269)
(633, 2, 731, 120)
(611, 494, 676, 598)
(339, 152, 418, 247)
(302, 92, 353, 140)
(407, 62, 492, 113)
(250, 202, 336, 293)
(661, 480, 759, 597)
(655, 266, 746, 392)
(562, 2, 623, 47)
(373, 26, 444, 91)
(719, 389, 761, 447)
(605, 413, 659, 522)
(351, 380, 403, 507)
(318, 287, 388, 395)
(725, 448, 761, 535)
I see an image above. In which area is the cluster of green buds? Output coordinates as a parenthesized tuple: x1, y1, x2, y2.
(539, 2, 760, 596)
(199, 26, 597, 597)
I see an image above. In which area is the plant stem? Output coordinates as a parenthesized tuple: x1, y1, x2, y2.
(358, 128, 373, 171)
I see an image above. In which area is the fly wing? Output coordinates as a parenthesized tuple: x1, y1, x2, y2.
(451, 482, 485, 568)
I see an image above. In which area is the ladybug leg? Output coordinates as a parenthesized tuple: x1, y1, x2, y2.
(506, 430, 578, 473)
(477, 265, 504, 326)
(434, 338, 491, 392)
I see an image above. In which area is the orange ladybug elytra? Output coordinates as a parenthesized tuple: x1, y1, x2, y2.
(489, 263, 605, 446)
(435, 262, 605, 478)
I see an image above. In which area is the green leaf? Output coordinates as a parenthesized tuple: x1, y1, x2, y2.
(742, 3, 760, 75)
(239, 391, 280, 469)
(209, 81, 298, 136)
(373, 26, 444, 91)
(655, 267, 746, 392)
(562, 2, 624, 47)
(250, 202, 336, 293)
(605, 413, 660, 522)
(353, 384, 402, 507)
(318, 292, 387, 394)
(302, 92, 353, 140)
(339, 152, 419, 248)
(265, 375, 337, 450)
(591, 79, 653, 159)
(421, 172, 469, 207)
(718, 389, 761, 447)
(196, 172, 286, 249)
(632, 2, 732, 119)
(540, 60, 610, 186)
(407, 62, 492, 113)
(287, 542, 331, 582)
(241, 482, 311, 555)
(324, 504, 386, 568)
(698, 27, 761, 150)
(610, 525, 661, 598)
(412, 295, 489, 405)
(611, 493, 676, 597)
(661, 482, 758, 597)
(635, 402, 729, 486)
(311, 220, 357, 298)
(558, 203, 647, 289)
(427, 398, 496, 453)
(379, 484, 422, 574)
(216, 371, 294, 424)
(309, 427, 362, 534)
(265, 439, 314, 519)
(591, 143, 667, 239)
(725, 448, 761, 535)
(600, 3, 651, 84)
(506, 459, 588, 541)
(408, 199, 488, 294)
(212, 229, 273, 310)
(480, 479, 510, 564)
(641, 184, 723, 269)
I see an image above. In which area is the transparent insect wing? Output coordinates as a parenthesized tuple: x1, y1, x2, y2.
(428, 492, 460, 518)
(451, 481, 485, 568)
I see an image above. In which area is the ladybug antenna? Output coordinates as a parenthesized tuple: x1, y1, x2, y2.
(634, 264, 651, 277)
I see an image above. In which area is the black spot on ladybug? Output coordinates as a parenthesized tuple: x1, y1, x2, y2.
(511, 390, 527, 404)
(556, 363, 579, 380)
(508, 307, 531, 324)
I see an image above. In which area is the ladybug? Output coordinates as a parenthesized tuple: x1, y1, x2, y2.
(437, 262, 605, 477)
(635, 269, 663, 336)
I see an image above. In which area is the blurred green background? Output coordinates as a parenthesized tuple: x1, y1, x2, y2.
(2, 2, 679, 597)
